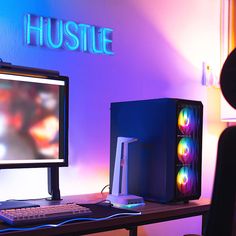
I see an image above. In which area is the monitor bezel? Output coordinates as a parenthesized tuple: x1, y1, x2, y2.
(0, 65, 69, 169)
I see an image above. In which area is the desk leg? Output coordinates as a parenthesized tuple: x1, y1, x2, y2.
(202, 212, 208, 235)
(128, 226, 138, 236)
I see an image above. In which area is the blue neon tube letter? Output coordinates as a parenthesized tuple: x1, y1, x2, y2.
(46, 18, 63, 49)
(79, 24, 90, 52)
(102, 28, 114, 55)
(64, 21, 79, 50)
(26, 14, 43, 46)
(89, 26, 103, 54)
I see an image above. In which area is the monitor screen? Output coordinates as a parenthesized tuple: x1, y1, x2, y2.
(0, 72, 68, 168)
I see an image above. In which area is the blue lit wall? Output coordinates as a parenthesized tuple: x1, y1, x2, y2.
(0, 1, 224, 235)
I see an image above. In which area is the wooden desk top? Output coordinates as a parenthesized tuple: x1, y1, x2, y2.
(0, 193, 211, 236)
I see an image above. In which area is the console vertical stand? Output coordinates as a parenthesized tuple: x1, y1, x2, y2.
(47, 167, 61, 200)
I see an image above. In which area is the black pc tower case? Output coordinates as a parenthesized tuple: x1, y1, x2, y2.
(110, 98, 203, 203)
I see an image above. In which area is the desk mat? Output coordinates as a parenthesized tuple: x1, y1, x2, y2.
(0, 204, 140, 231)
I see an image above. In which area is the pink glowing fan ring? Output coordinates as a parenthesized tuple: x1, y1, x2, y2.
(177, 138, 195, 164)
(178, 108, 195, 135)
(176, 167, 195, 194)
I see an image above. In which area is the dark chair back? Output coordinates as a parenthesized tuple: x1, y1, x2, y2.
(205, 127, 236, 236)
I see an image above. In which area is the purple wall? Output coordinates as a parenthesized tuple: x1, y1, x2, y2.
(0, 0, 224, 235)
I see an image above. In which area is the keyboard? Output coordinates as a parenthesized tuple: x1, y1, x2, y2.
(0, 203, 92, 225)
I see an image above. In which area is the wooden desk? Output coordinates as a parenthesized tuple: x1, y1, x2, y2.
(0, 193, 211, 236)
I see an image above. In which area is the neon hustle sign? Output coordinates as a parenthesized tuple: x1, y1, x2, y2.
(24, 14, 114, 55)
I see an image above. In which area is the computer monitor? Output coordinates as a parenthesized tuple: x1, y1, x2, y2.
(0, 62, 68, 208)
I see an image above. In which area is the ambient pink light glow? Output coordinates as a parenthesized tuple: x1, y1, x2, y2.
(132, 0, 221, 73)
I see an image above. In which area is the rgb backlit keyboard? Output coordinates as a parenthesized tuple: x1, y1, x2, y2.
(0, 203, 92, 225)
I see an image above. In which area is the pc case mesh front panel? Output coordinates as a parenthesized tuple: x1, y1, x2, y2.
(175, 102, 202, 199)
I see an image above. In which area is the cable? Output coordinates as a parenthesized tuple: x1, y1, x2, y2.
(0, 212, 141, 233)
(101, 184, 110, 194)
(94, 199, 112, 206)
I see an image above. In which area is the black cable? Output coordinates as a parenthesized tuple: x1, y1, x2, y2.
(101, 184, 110, 194)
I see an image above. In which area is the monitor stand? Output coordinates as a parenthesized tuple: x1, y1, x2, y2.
(47, 167, 61, 201)
(0, 167, 61, 209)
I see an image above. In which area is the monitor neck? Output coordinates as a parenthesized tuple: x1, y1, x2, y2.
(47, 167, 61, 201)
